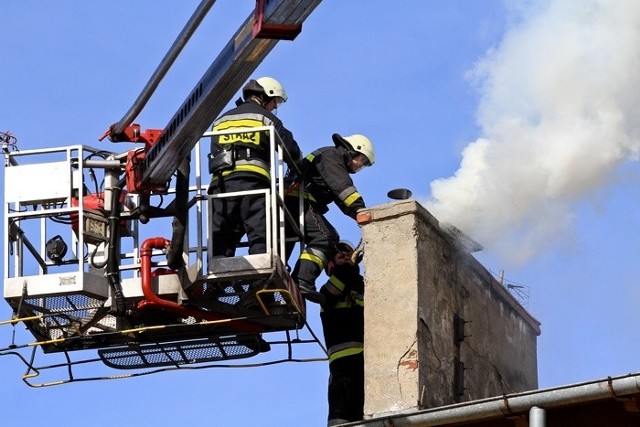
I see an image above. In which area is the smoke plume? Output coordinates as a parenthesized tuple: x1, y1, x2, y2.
(427, 0, 640, 265)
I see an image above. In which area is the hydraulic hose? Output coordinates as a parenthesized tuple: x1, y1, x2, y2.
(137, 237, 263, 334)
(166, 157, 190, 269)
(106, 178, 127, 315)
(110, 0, 217, 136)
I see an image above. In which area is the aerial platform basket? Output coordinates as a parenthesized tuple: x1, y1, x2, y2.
(1, 0, 327, 385)
(2, 125, 308, 358)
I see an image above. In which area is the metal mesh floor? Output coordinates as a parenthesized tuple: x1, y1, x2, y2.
(98, 336, 264, 369)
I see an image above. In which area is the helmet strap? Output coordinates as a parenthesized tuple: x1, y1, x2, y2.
(245, 94, 269, 107)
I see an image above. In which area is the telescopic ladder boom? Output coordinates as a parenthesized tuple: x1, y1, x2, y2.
(106, 0, 322, 187)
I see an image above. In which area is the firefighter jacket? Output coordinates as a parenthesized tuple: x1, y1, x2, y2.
(320, 263, 364, 363)
(294, 146, 366, 219)
(209, 100, 302, 182)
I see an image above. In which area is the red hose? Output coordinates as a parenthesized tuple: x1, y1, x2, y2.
(136, 237, 263, 333)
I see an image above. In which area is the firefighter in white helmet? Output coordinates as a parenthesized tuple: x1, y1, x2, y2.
(208, 76, 302, 259)
(285, 133, 375, 304)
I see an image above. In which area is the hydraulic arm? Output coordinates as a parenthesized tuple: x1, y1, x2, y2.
(106, 0, 322, 189)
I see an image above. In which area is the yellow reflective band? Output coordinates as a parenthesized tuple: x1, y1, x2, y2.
(218, 131, 259, 145)
(213, 119, 264, 130)
(219, 164, 270, 180)
(213, 119, 265, 146)
(334, 300, 353, 309)
(300, 252, 325, 268)
(305, 153, 316, 162)
(329, 347, 363, 362)
(343, 191, 361, 207)
(328, 275, 346, 292)
(287, 189, 317, 203)
(324, 280, 343, 296)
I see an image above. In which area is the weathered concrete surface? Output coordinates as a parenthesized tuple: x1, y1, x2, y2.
(360, 200, 540, 418)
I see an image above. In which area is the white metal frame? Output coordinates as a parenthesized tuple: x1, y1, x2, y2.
(201, 125, 304, 279)
(2, 125, 304, 300)
(3, 145, 116, 297)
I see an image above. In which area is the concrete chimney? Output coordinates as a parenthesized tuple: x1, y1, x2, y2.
(358, 200, 540, 418)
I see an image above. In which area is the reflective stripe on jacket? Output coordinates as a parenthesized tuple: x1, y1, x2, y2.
(320, 263, 364, 363)
(210, 100, 302, 182)
(296, 146, 365, 218)
(327, 341, 363, 362)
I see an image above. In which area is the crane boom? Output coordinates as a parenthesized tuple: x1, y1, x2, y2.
(110, 0, 218, 138)
(140, 0, 322, 186)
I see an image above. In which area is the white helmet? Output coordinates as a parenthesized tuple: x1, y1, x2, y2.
(242, 77, 288, 103)
(337, 240, 356, 253)
(256, 76, 287, 103)
(340, 134, 375, 166)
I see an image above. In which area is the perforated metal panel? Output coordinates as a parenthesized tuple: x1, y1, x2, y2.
(98, 336, 260, 369)
(12, 293, 117, 344)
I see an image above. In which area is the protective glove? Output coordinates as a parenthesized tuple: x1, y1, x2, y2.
(351, 247, 364, 264)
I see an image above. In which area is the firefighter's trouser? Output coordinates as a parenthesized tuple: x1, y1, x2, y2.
(284, 197, 339, 288)
(209, 176, 268, 257)
(327, 352, 364, 426)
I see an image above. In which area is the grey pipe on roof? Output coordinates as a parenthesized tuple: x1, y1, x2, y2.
(529, 406, 546, 427)
(355, 373, 640, 426)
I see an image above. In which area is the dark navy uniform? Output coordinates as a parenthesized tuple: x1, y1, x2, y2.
(209, 99, 301, 256)
(320, 262, 365, 425)
(285, 146, 366, 291)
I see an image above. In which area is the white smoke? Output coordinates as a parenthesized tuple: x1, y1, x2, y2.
(427, 0, 640, 265)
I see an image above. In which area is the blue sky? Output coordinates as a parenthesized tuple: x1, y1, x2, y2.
(1, 1, 639, 426)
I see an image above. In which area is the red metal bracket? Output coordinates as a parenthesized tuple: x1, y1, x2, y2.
(252, 0, 302, 40)
(99, 124, 163, 150)
(125, 148, 169, 194)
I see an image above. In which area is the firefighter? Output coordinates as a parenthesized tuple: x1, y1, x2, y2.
(285, 133, 374, 303)
(320, 241, 365, 426)
(208, 77, 302, 258)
